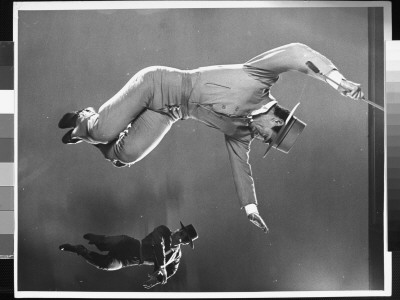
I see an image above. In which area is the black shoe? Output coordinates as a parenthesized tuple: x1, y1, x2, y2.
(59, 244, 87, 255)
(58, 107, 95, 129)
(58, 112, 79, 129)
(59, 243, 73, 251)
(62, 129, 82, 144)
(112, 160, 128, 168)
(59, 244, 77, 252)
(83, 233, 104, 245)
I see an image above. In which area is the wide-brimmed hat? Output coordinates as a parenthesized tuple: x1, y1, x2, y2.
(180, 221, 198, 249)
(263, 102, 306, 158)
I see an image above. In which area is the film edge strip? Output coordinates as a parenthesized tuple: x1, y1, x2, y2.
(0, 41, 14, 259)
(387, 41, 400, 252)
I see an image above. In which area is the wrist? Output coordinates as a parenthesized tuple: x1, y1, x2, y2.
(244, 204, 258, 216)
(325, 69, 345, 90)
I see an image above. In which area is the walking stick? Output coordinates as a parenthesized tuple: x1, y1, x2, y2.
(306, 61, 384, 112)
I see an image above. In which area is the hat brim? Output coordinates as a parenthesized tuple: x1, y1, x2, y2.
(180, 221, 194, 249)
(263, 102, 301, 158)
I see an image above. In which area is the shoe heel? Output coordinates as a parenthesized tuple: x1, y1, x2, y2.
(62, 129, 82, 144)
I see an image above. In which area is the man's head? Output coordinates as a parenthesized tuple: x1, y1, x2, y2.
(250, 103, 306, 157)
(173, 222, 198, 249)
(251, 104, 290, 144)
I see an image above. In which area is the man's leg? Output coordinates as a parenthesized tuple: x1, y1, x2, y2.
(61, 67, 156, 144)
(59, 244, 123, 271)
(95, 109, 176, 167)
(83, 234, 131, 252)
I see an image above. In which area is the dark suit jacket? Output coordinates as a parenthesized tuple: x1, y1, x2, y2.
(141, 225, 182, 281)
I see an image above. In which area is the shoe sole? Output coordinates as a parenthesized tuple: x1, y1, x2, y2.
(62, 129, 82, 144)
(58, 112, 78, 129)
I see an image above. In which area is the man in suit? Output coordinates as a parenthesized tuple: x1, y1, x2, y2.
(58, 43, 364, 233)
(59, 222, 198, 289)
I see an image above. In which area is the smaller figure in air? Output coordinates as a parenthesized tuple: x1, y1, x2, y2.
(59, 222, 198, 289)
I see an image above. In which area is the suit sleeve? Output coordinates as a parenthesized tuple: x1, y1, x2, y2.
(244, 43, 338, 82)
(166, 249, 181, 278)
(225, 135, 257, 208)
(156, 249, 182, 282)
(150, 225, 170, 270)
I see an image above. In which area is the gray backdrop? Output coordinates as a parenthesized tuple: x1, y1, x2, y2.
(17, 7, 369, 292)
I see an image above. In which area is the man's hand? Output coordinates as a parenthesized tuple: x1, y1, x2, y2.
(248, 212, 269, 233)
(143, 274, 160, 289)
(158, 266, 168, 284)
(338, 79, 365, 101)
(143, 267, 167, 289)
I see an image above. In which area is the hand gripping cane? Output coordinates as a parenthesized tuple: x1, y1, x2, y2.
(306, 61, 384, 112)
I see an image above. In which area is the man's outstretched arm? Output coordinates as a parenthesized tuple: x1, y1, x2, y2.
(244, 43, 364, 100)
(224, 135, 269, 233)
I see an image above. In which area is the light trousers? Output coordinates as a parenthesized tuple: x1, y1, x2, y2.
(72, 66, 193, 166)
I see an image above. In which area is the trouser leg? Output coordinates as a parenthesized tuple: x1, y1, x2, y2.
(84, 234, 131, 252)
(61, 244, 122, 271)
(79, 248, 123, 271)
(72, 67, 155, 144)
(95, 109, 176, 166)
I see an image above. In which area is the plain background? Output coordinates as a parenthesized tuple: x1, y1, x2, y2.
(17, 7, 370, 292)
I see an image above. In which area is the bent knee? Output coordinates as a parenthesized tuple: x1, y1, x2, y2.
(97, 140, 146, 166)
(113, 143, 148, 165)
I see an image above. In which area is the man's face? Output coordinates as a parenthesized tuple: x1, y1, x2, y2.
(173, 229, 190, 245)
(252, 113, 283, 143)
(178, 230, 190, 246)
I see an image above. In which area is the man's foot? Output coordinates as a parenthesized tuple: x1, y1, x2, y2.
(59, 107, 95, 144)
(58, 112, 79, 129)
(62, 129, 82, 144)
(112, 160, 128, 168)
(83, 233, 104, 245)
(59, 244, 87, 255)
(58, 107, 95, 129)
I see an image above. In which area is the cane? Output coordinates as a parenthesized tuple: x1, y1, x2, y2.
(306, 61, 384, 112)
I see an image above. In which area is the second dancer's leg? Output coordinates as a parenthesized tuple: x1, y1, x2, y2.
(59, 244, 122, 271)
